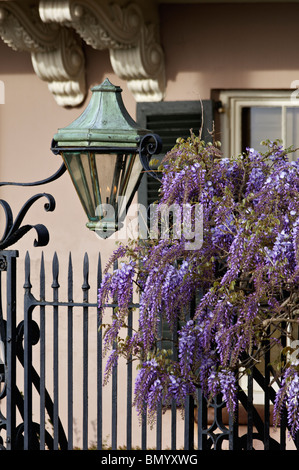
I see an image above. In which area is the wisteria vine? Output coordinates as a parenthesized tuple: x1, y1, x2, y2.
(98, 134, 299, 438)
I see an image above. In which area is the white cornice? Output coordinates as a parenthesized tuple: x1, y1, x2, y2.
(0, 0, 165, 106)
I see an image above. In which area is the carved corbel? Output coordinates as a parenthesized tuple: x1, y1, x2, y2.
(39, 0, 165, 102)
(110, 22, 165, 102)
(39, 0, 143, 49)
(0, 1, 59, 52)
(31, 28, 86, 107)
(0, 1, 86, 107)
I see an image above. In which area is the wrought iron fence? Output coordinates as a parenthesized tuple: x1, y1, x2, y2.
(0, 248, 298, 450)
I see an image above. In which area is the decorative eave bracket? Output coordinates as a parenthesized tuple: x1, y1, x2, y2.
(0, 1, 86, 107)
(0, 0, 165, 106)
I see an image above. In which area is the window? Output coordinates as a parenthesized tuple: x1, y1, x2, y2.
(218, 90, 299, 159)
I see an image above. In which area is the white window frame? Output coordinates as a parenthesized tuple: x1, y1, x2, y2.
(219, 89, 299, 157)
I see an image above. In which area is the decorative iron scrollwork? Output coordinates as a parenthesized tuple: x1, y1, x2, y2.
(0, 193, 56, 250)
(0, 312, 68, 450)
(0, 162, 67, 449)
(0, 162, 66, 250)
(139, 133, 163, 182)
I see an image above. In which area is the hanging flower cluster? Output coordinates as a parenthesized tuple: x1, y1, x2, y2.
(98, 134, 299, 437)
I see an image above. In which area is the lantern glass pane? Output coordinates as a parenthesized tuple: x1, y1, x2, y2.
(94, 152, 142, 220)
(62, 152, 97, 220)
(62, 151, 142, 224)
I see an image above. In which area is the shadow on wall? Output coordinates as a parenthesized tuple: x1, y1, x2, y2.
(159, 2, 299, 95)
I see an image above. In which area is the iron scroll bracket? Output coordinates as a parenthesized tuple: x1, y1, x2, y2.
(139, 133, 163, 182)
(0, 162, 67, 250)
(0, 161, 66, 188)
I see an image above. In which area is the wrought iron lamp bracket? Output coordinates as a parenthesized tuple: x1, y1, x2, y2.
(139, 133, 163, 182)
(0, 162, 67, 250)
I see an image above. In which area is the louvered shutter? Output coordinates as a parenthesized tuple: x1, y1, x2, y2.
(137, 100, 214, 207)
(136, 101, 214, 351)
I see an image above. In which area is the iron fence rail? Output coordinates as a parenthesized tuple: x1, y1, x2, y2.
(0, 249, 298, 450)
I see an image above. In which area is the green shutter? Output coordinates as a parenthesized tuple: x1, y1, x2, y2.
(136, 100, 214, 351)
(137, 100, 214, 206)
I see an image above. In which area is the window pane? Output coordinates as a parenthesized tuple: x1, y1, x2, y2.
(242, 107, 281, 153)
(286, 107, 299, 159)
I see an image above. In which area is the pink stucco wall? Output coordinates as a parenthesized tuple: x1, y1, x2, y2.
(160, 2, 299, 100)
(0, 1, 298, 449)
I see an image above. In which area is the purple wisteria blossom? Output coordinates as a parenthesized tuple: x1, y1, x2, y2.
(98, 134, 299, 437)
(273, 367, 299, 439)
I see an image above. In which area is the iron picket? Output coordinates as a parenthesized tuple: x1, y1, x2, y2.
(0, 249, 299, 450)
(67, 253, 73, 450)
(24, 252, 32, 450)
(141, 408, 147, 450)
(156, 312, 162, 451)
(96, 253, 103, 450)
(4, 251, 18, 450)
(247, 369, 254, 450)
(264, 334, 271, 450)
(126, 307, 132, 450)
(111, 259, 118, 451)
(39, 253, 46, 449)
(197, 388, 208, 450)
(52, 253, 59, 450)
(82, 253, 90, 450)
(171, 321, 178, 451)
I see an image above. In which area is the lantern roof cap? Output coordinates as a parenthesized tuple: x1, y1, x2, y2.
(53, 78, 149, 148)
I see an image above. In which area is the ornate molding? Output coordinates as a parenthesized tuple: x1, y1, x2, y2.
(0, 0, 165, 105)
(0, 1, 86, 106)
(0, 2, 58, 52)
(31, 28, 85, 107)
(110, 22, 165, 101)
(39, 0, 165, 102)
(39, 0, 143, 49)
